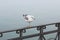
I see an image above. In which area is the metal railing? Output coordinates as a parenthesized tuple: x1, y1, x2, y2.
(0, 22, 60, 40)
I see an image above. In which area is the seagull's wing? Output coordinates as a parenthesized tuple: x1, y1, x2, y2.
(30, 15, 35, 20)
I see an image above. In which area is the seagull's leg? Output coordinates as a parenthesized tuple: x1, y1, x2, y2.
(29, 22, 31, 27)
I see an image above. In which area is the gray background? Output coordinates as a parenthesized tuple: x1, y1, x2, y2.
(0, 0, 60, 40)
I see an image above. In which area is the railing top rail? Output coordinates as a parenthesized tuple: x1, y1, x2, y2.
(0, 22, 60, 33)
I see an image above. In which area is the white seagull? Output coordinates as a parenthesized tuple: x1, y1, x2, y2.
(23, 14, 35, 27)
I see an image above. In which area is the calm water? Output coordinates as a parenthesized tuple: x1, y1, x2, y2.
(0, 25, 58, 40)
(0, 19, 58, 40)
(0, 0, 60, 40)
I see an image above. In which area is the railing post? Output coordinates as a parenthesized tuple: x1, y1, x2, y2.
(58, 27, 60, 40)
(16, 30, 23, 40)
(19, 30, 23, 40)
(37, 26, 46, 40)
(39, 26, 43, 40)
(55, 23, 60, 40)
(16, 29, 26, 40)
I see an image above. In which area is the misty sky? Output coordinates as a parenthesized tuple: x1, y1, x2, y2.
(0, 0, 60, 17)
(0, 1, 60, 40)
(0, 0, 60, 30)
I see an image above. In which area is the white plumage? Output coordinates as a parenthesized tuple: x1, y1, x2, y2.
(23, 14, 35, 27)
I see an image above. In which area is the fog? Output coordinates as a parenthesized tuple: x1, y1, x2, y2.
(0, 0, 60, 30)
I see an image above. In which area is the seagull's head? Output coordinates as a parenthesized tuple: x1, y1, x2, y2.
(23, 14, 28, 17)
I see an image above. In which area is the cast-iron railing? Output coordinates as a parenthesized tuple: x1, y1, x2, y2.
(0, 22, 60, 40)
